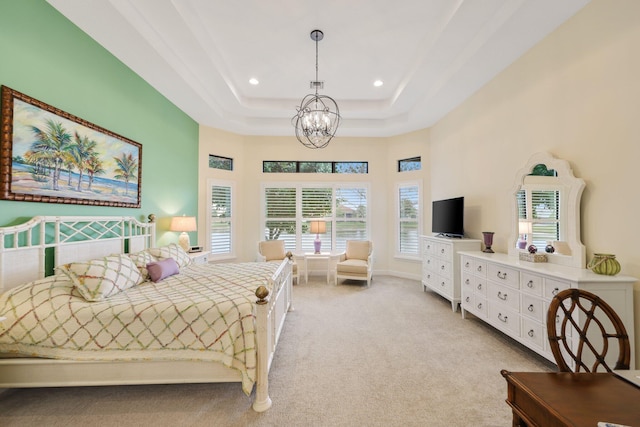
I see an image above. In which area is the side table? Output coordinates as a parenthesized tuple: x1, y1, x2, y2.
(303, 252, 334, 284)
(188, 251, 210, 265)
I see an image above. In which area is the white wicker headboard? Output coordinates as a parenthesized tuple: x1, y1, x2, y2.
(0, 216, 156, 292)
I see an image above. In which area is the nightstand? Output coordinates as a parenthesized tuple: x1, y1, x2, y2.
(188, 251, 210, 265)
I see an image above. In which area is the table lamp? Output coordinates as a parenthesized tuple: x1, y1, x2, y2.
(309, 220, 326, 254)
(170, 216, 197, 252)
(518, 221, 531, 249)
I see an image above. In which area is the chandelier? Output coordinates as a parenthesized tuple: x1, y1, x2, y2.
(292, 30, 341, 149)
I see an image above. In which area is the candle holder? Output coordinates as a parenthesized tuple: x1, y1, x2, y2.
(482, 231, 495, 253)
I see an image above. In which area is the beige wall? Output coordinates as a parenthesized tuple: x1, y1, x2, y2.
(430, 0, 640, 365)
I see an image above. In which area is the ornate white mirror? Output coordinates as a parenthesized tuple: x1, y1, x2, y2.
(508, 152, 586, 268)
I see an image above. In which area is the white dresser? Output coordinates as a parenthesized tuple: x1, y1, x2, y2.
(421, 235, 481, 311)
(459, 251, 636, 368)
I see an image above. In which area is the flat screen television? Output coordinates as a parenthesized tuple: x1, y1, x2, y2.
(431, 197, 464, 237)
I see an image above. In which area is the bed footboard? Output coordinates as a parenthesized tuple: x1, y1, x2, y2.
(252, 255, 294, 412)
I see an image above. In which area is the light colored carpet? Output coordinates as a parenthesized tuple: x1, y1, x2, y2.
(0, 275, 553, 427)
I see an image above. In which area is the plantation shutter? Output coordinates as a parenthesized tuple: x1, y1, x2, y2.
(210, 185, 231, 254)
(264, 187, 297, 250)
(399, 184, 419, 255)
(335, 187, 368, 252)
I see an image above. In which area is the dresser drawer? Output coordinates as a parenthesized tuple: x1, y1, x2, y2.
(464, 293, 487, 319)
(521, 272, 544, 297)
(521, 293, 544, 322)
(461, 256, 474, 274)
(473, 259, 487, 278)
(488, 281, 519, 312)
(422, 238, 436, 255)
(472, 274, 487, 297)
(435, 242, 453, 259)
(488, 304, 520, 336)
(487, 263, 519, 289)
(423, 269, 436, 287)
(423, 256, 437, 272)
(433, 275, 453, 296)
(436, 259, 452, 278)
(544, 279, 571, 300)
(521, 317, 545, 351)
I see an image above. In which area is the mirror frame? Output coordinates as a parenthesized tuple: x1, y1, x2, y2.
(509, 152, 586, 268)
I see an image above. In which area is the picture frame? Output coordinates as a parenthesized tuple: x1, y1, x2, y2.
(0, 86, 142, 208)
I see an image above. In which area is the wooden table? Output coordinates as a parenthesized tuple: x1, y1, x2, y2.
(501, 370, 640, 427)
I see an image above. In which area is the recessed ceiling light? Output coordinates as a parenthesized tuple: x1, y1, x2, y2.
(249, 78, 259, 85)
(373, 80, 383, 87)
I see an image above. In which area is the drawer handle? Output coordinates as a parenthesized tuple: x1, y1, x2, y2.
(477, 283, 482, 290)
(528, 329, 534, 337)
(497, 271, 507, 280)
(498, 313, 508, 323)
(427, 274, 431, 279)
(477, 302, 483, 310)
(498, 291, 507, 301)
(528, 304, 534, 312)
(477, 266, 483, 272)
(440, 248, 445, 254)
(527, 280, 534, 288)
(440, 281, 445, 287)
(441, 265, 445, 270)
(552, 287, 560, 296)
(427, 260, 431, 265)
(427, 244, 431, 250)
(465, 296, 471, 303)
(465, 261, 470, 268)
(465, 278, 470, 285)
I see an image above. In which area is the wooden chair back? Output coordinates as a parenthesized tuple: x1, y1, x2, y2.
(546, 288, 630, 372)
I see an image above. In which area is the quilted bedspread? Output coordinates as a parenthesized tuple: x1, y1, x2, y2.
(0, 261, 280, 394)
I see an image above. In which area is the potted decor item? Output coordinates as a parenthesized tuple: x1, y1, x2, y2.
(588, 253, 621, 276)
(482, 232, 494, 253)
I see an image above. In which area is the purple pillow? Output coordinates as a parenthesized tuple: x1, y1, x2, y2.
(146, 258, 180, 282)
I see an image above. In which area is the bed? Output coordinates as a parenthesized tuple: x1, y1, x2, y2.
(0, 215, 293, 412)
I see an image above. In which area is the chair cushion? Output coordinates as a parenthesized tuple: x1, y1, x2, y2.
(346, 241, 371, 261)
(259, 240, 286, 261)
(337, 259, 368, 275)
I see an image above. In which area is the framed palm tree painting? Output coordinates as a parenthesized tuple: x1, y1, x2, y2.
(0, 86, 141, 208)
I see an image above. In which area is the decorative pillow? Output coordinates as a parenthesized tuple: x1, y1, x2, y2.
(146, 258, 180, 282)
(57, 254, 143, 302)
(128, 250, 158, 279)
(149, 243, 192, 268)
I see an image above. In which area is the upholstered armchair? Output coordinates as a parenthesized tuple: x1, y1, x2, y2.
(334, 240, 373, 287)
(257, 240, 299, 284)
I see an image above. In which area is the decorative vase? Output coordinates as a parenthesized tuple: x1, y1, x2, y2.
(587, 253, 621, 276)
(482, 232, 494, 253)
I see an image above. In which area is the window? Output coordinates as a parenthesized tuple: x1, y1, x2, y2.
(262, 183, 369, 253)
(397, 182, 421, 257)
(517, 165, 560, 249)
(398, 156, 421, 172)
(517, 188, 560, 248)
(263, 161, 368, 174)
(208, 180, 233, 258)
(209, 155, 233, 171)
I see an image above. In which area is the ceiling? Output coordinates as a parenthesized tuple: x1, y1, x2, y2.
(47, 0, 590, 138)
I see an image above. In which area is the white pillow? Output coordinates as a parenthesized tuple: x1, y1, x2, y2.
(57, 254, 143, 301)
(149, 243, 192, 268)
(128, 250, 158, 280)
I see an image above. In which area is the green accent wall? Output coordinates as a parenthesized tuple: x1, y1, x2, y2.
(0, 1, 198, 245)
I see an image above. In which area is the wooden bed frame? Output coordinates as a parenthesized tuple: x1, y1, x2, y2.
(0, 216, 293, 412)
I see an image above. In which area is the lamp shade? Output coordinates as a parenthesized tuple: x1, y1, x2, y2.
(170, 216, 197, 232)
(309, 220, 326, 234)
(518, 221, 532, 235)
